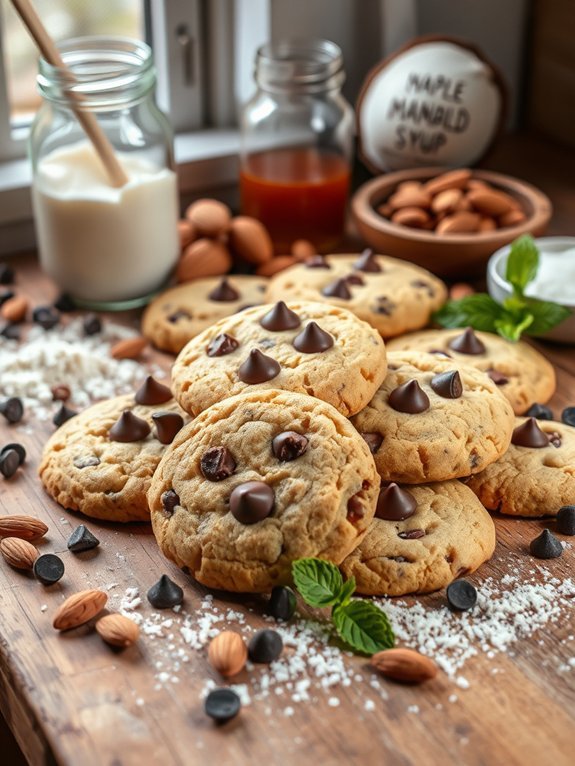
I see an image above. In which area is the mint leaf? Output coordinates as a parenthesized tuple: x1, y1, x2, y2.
(505, 234, 539, 294)
(433, 294, 503, 332)
(292, 558, 344, 608)
(332, 600, 395, 655)
(336, 576, 356, 607)
(522, 299, 571, 335)
(494, 314, 533, 342)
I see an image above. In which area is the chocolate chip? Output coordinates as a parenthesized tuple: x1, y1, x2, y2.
(448, 327, 486, 355)
(238, 348, 280, 384)
(207, 333, 239, 357)
(548, 431, 562, 448)
(345, 273, 365, 286)
(267, 586, 297, 621)
(562, 406, 575, 427)
(398, 529, 425, 539)
(0, 396, 24, 424)
(376, 483, 417, 520)
(410, 279, 435, 297)
(525, 403, 554, 421)
(73, 455, 100, 469)
(347, 494, 364, 522)
(1, 323, 20, 341)
(259, 301, 301, 331)
(32, 305, 60, 330)
(430, 370, 463, 399)
(486, 368, 508, 386)
(248, 629, 283, 663)
(446, 579, 477, 611)
(53, 404, 78, 428)
(321, 278, 352, 300)
(353, 248, 382, 273)
(428, 349, 452, 358)
(557, 506, 575, 535)
(54, 293, 76, 312)
(292, 322, 334, 353)
(135, 376, 172, 405)
(529, 529, 563, 559)
(109, 410, 151, 442)
(167, 309, 192, 323)
(200, 446, 237, 481)
(161, 489, 180, 517)
(82, 313, 102, 336)
(0, 263, 15, 284)
(373, 296, 396, 315)
(272, 432, 308, 462)
(204, 688, 241, 723)
(33, 554, 65, 585)
(51, 384, 71, 401)
(305, 255, 330, 268)
(1, 443, 26, 465)
(511, 418, 550, 448)
(147, 574, 184, 608)
(152, 412, 184, 444)
(388, 380, 430, 413)
(0, 289, 14, 307)
(208, 278, 240, 302)
(67, 524, 100, 552)
(230, 481, 274, 524)
(361, 432, 383, 453)
(0, 449, 20, 479)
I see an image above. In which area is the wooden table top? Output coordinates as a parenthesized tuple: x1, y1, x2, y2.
(1, 133, 574, 766)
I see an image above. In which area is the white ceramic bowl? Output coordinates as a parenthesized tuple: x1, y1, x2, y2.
(487, 236, 575, 344)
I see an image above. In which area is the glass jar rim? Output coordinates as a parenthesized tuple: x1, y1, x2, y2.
(255, 38, 345, 92)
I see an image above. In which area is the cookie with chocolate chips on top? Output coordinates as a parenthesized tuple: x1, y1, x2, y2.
(171, 300, 387, 417)
(39, 377, 189, 522)
(148, 390, 379, 592)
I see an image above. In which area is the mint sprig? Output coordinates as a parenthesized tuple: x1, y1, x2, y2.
(433, 234, 571, 342)
(292, 558, 395, 655)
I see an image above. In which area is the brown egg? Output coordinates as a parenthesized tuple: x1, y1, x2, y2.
(176, 238, 232, 283)
(291, 239, 316, 260)
(229, 216, 273, 264)
(185, 199, 232, 238)
(178, 219, 196, 250)
(256, 256, 298, 276)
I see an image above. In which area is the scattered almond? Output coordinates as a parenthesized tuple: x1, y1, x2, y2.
(256, 255, 298, 276)
(450, 282, 475, 300)
(110, 336, 148, 360)
(371, 647, 438, 684)
(229, 216, 274, 264)
(0, 515, 48, 542)
(185, 199, 232, 238)
(1, 295, 28, 323)
(0, 537, 39, 570)
(96, 613, 140, 648)
(177, 239, 232, 282)
(208, 630, 247, 677)
(53, 589, 108, 631)
(291, 239, 316, 260)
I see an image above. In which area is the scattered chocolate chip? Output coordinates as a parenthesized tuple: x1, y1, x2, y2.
(373, 296, 396, 315)
(376, 483, 417, 520)
(147, 574, 184, 608)
(525, 403, 554, 420)
(1, 323, 20, 340)
(53, 404, 78, 428)
(0, 289, 14, 306)
(361, 432, 383, 454)
(353, 249, 382, 273)
(82, 313, 102, 336)
(167, 309, 192, 323)
(446, 579, 477, 611)
(161, 489, 180, 517)
(0, 449, 20, 479)
(548, 431, 562, 448)
(272, 431, 308, 462)
(32, 305, 60, 330)
(388, 380, 430, 414)
(345, 273, 365, 286)
(54, 293, 76, 312)
(292, 322, 334, 353)
(33, 554, 65, 585)
(448, 327, 486, 355)
(562, 406, 575, 427)
(73, 455, 100, 469)
(200, 446, 237, 481)
(398, 529, 425, 539)
(152, 412, 184, 444)
(430, 370, 463, 399)
(267, 586, 297, 621)
(0, 263, 15, 284)
(428, 349, 452, 358)
(557, 506, 575, 536)
(305, 255, 330, 268)
(530, 529, 563, 559)
(230, 481, 274, 524)
(410, 279, 435, 297)
(238, 348, 280, 384)
(51, 384, 71, 402)
(109, 410, 151, 442)
(0, 396, 24, 424)
(1, 443, 26, 465)
(208, 278, 240, 302)
(321, 278, 352, 300)
(511, 418, 550, 448)
(248, 629, 283, 663)
(67, 524, 100, 553)
(207, 333, 239, 357)
(347, 494, 364, 522)
(486, 368, 508, 385)
(260, 301, 301, 331)
(135, 376, 172, 405)
(204, 688, 241, 723)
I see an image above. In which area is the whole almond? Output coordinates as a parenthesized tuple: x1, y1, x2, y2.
(466, 178, 490, 191)
(376, 202, 393, 219)
(291, 239, 316, 260)
(478, 216, 497, 232)
(185, 199, 231, 238)
(467, 189, 516, 217)
(208, 630, 247, 677)
(396, 180, 423, 194)
(96, 613, 140, 648)
(423, 169, 471, 195)
(256, 255, 298, 276)
(178, 219, 196, 250)
(177, 239, 232, 282)
(229, 217, 273, 265)
(0, 515, 48, 542)
(431, 188, 463, 215)
(371, 648, 437, 684)
(0, 537, 39, 570)
(499, 209, 527, 227)
(436, 212, 481, 235)
(450, 282, 475, 300)
(388, 188, 432, 211)
(391, 206, 430, 228)
(53, 589, 108, 631)
(110, 336, 148, 360)
(1, 295, 28, 323)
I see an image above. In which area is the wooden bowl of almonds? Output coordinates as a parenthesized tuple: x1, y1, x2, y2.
(350, 167, 552, 279)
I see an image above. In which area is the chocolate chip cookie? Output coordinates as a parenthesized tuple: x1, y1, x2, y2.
(142, 275, 268, 353)
(264, 251, 447, 337)
(350, 351, 515, 484)
(387, 327, 556, 414)
(148, 389, 379, 592)
(39, 377, 188, 522)
(466, 417, 575, 516)
(171, 300, 387, 417)
(340, 480, 496, 596)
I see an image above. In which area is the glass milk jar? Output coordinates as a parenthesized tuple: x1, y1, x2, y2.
(29, 37, 179, 309)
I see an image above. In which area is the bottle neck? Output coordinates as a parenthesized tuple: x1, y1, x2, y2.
(254, 39, 345, 95)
